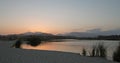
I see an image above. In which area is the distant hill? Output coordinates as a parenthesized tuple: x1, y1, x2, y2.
(88, 28, 120, 35)
(58, 32, 98, 37)
(58, 29, 120, 37)
(20, 32, 54, 36)
(0, 32, 55, 41)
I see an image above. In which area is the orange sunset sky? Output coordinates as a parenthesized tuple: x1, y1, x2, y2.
(0, 0, 120, 34)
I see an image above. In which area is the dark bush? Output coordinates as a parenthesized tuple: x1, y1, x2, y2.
(91, 45, 96, 56)
(12, 39, 22, 48)
(98, 43, 106, 57)
(82, 48, 87, 56)
(91, 42, 107, 58)
(27, 36, 42, 46)
(113, 42, 120, 62)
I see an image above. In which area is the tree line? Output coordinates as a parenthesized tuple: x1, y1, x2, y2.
(0, 34, 120, 41)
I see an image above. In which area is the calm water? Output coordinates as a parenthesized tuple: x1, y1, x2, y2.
(22, 39, 119, 60)
(0, 39, 119, 60)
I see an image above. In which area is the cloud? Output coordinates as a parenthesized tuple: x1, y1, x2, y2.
(86, 28, 102, 33)
(86, 28, 120, 35)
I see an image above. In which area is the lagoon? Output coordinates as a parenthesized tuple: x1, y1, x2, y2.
(22, 39, 120, 60)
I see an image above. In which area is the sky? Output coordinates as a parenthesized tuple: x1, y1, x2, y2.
(0, 0, 120, 34)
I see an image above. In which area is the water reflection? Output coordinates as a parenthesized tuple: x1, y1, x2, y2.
(22, 42, 82, 53)
(21, 39, 119, 60)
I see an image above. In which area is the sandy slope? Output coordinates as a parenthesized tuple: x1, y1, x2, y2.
(0, 47, 118, 63)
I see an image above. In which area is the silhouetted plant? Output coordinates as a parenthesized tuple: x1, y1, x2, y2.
(12, 39, 22, 48)
(91, 45, 96, 56)
(96, 47, 100, 56)
(98, 43, 106, 57)
(27, 36, 42, 46)
(113, 42, 120, 62)
(82, 48, 87, 56)
(91, 42, 107, 58)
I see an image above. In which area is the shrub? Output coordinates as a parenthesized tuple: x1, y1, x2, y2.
(91, 42, 107, 58)
(91, 45, 96, 56)
(27, 36, 42, 46)
(113, 42, 120, 62)
(98, 43, 106, 57)
(12, 39, 22, 48)
(82, 48, 87, 56)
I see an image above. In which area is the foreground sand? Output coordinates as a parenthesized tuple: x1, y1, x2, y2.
(0, 47, 118, 63)
(0, 41, 118, 63)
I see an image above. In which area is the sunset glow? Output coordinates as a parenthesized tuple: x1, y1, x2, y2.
(0, 0, 120, 34)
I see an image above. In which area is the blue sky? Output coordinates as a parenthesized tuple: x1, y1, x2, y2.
(0, 0, 120, 34)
